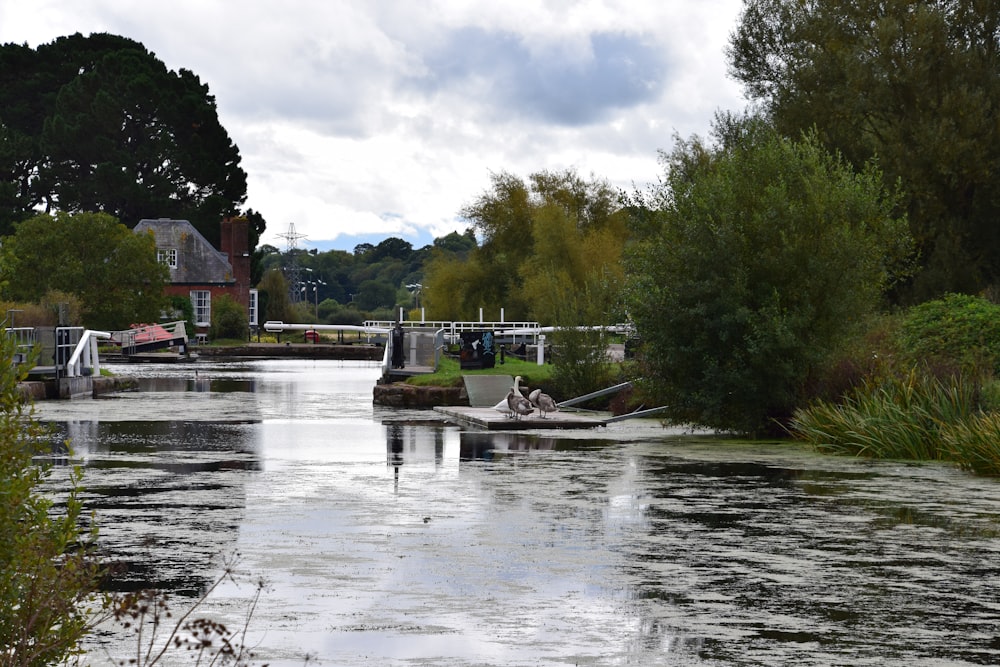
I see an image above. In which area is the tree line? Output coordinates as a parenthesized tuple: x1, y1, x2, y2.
(10, 3, 1000, 659)
(6, 2, 1000, 434)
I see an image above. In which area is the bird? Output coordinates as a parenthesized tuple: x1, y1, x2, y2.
(493, 395, 513, 417)
(513, 375, 527, 398)
(494, 375, 531, 418)
(528, 388, 558, 418)
(506, 387, 534, 420)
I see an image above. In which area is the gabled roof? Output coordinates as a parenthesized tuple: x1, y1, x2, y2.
(135, 218, 234, 284)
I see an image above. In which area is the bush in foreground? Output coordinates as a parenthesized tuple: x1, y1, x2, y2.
(0, 337, 101, 664)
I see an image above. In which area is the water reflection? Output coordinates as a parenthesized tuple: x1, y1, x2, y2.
(44, 418, 259, 594)
(28, 361, 1000, 666)
(135, 376, 257, 393)
(385, 422, 445, 492)
(458, 430, 603, 460)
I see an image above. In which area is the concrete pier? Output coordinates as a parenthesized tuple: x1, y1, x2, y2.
(434, 406, 607, 430)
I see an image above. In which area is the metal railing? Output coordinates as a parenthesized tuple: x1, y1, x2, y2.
(4, 326, 109, 377)
(111, 321, 188, 356)
(5, 327, 37, 365)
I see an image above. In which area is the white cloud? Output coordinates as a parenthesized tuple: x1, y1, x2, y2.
(0, 0, 747, 250)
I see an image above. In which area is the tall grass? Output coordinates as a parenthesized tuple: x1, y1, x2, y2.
(788, 369, 980, 461)
(940, 412, 1000, 476)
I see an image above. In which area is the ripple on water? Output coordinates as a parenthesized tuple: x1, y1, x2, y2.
(31, 360, 1000, 666)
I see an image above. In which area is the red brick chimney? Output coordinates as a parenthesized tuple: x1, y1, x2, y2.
(220, 217, 251, 311)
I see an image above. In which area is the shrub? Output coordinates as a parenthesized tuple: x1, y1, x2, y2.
(0, 335, 102, 664)
(166, 295, 196, 338)
(627, 117, 912, 436)
(210, 294, 249, 341)
(897, 293, 1000, 374)
(549, 327, 615, 404)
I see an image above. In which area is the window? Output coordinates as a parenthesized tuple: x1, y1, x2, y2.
(191, 290, 211, 326)
(249, 289, 259, 326)
(157, 248, 178, 268)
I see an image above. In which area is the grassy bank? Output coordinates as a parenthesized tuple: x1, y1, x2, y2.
(405, 356, 554, 388)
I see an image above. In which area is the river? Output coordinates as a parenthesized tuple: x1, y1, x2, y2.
(32, 359, 1000, 666)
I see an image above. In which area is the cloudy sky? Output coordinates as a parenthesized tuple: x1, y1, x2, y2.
(0, 1, 747, 252)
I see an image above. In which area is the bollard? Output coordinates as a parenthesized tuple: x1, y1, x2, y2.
(537, 334, 545, 365)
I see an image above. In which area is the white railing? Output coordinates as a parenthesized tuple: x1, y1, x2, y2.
(64, 329, 112, 378)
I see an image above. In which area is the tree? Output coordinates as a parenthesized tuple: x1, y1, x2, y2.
(432, 229, 477, 258)
(209, 293, 249, 341)
(728, 0, 1000, 300)
(257, 268, 292, 324)
(0, 211, 168, 329)
(369, 237, 413, 263)
(0, 33, 250, 245)
(423, 169, 626, 322)
(0, 336, 101, 665)
(355, 279, 397, 312)
(627, 116, 913, 435)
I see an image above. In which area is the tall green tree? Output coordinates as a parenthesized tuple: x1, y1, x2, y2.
(257, 267, 292, 324)
(627, 116, 913, 435)
(0, 337, 101, 665)
(0, 211, 168, 329)
(729, 0, 1000, 300)
(0, 33, 250, 245)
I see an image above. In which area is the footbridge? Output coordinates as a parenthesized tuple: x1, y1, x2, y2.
(263, 321, 398, 376)
(7, 326, 112, 398)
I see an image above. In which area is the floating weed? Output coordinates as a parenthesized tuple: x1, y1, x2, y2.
(107, 552, 274, 667)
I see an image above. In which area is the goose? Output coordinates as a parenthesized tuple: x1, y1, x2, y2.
(528, 388, 558, 418)
(507, 387, 534, 420)
(494, 376, 530, 418)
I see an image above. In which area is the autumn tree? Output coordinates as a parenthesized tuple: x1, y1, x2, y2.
(0, 211, 168, 330)
(423, 169, 627, 323)
(627, 115, 913, 435)
(729, 0, 1000, 300)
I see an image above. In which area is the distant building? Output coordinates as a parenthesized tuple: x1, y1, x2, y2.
(134, 217, 256, 336)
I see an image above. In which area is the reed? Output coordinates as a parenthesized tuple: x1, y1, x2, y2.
(940, 412, 1000, 476)
(789, 369, 979, 461)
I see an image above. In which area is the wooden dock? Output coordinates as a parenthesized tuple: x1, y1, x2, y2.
(433, 406, 607, 430)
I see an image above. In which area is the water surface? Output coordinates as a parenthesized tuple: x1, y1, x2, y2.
(34, 360, 1000, 666)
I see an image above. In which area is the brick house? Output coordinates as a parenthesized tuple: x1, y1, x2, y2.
(134, 217, 256, 337)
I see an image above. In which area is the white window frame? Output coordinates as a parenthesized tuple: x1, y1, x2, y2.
(249, 289, 259, 327)
(157, 248, 178, 268)
(190, 290, 211, 327)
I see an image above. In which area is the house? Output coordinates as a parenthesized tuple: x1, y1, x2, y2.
(134, 217, 257, 337)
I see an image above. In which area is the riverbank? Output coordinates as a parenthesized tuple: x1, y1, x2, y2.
(17, 376, 137, 401)
(192, 342, 383, 360)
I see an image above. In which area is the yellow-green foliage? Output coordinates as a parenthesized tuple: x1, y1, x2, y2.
(422, 169, 626, 325)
